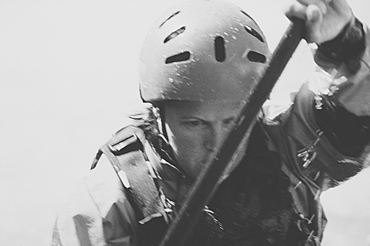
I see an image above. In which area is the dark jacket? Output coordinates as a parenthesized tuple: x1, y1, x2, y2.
(52, 21, 370, 246)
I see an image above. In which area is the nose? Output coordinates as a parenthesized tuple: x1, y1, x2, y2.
(204, 123, 225, 151)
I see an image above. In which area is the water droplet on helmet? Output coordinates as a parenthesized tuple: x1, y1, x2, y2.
(231, 27, 239, 33)
(169, 78, 174, 83)
(232, 35, 237, 40)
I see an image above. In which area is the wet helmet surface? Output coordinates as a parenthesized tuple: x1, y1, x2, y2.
(139, 0, 270, 103)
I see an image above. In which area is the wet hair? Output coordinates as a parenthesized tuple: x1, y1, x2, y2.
(129, 105, 178, 165)
(129, 105, 161, 145)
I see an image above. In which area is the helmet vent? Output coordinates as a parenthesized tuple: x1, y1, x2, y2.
(214, 36, 226, 62)
(244, 25, 264, 43)
(247, 51, 266, 63)
(164, 26, 186, 43)
(165, 51, 191, 64)
(159, 11, 181, 28)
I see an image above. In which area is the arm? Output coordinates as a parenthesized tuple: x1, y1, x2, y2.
(52, 155, 139, 246)
(313, 18, 370, 157)
(286, 0, 370, 158)
(268, 0, 370, 191)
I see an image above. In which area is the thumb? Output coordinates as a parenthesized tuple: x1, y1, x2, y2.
(306, 4, 323, 24)
(305, 5, 323, 43)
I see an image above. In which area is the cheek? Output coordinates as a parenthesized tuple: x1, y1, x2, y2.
(173, 135, 207, 178)
(171, 131, 200, 157)
(168, 129, 205, 166)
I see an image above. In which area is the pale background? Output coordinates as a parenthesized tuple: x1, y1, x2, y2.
(0, 0, 370, 245)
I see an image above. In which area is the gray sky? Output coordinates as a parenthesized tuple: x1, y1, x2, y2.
(0, 1, 370, 245)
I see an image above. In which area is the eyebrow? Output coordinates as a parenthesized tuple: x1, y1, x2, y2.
(179, 116, 204, 121)
(179, 116, 235, 122)
(224, 116, 235, 121)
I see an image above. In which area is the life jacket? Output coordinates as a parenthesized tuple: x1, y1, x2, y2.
(91, 122, 316, 246)
(91, 125, 171, 246)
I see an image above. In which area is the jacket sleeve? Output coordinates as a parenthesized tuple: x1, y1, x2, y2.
(308, 19, 370, 158)
(52, 155, 139, 246)
(313, 17, 370, 117)
(274, 20, 370, 190)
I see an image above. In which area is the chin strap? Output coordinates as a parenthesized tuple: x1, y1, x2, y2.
(153, 106, 192, 181)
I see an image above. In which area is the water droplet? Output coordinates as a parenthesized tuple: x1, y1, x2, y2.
(169, 78, 174, 83)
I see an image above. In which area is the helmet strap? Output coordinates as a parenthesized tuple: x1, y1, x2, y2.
(157, 105, 169, 141)
(154, 104, 192, 180)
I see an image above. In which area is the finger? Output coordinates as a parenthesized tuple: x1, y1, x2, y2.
(295, 0, 330, 5)
(306, 4, 322, 23)
(284, 1, 307, 20)
(305, 4, 323, 42)
(294, 0, 328, 15)
(284, 2, 324, 43)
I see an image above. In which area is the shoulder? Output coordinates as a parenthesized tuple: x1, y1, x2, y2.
(54, 154, 139, 245)
(60, 154, 137, 225)
(54, 123, 154, 246)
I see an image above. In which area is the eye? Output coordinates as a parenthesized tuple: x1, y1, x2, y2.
(223, 117, 234, 127)
(182, 119, 206, 128)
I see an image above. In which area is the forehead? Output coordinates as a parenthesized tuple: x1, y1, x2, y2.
(164, 101, 240, 120)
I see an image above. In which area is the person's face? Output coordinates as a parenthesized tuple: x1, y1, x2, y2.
(163, 100, 240, 181)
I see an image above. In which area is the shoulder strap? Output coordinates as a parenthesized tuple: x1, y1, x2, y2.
(91, 126, 168, 223)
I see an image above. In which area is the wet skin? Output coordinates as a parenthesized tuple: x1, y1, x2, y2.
(163, 100, 241, 181)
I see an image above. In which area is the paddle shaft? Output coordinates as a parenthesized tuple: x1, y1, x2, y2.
(158, 18, 305, 246)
